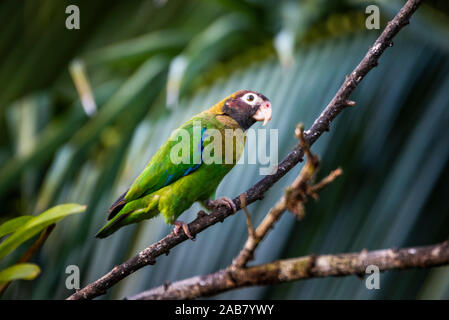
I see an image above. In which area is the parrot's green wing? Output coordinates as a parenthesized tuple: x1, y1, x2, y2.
(106, 116, 210, 220)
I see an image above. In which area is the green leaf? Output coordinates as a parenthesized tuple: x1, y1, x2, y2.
(85, 30, 190, 65)
(0, 263, 40, 284)
(0, 204, 86, 260)
(0, 216, 34, 238)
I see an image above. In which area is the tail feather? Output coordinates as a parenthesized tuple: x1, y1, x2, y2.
(107, 189, 128, 220)
(95, 212, 129, 239)
(96, 194, 161, 239)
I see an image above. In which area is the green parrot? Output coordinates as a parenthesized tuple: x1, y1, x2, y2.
(96, 90, 272, 239)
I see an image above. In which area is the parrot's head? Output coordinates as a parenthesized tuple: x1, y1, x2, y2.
(218, 90, 272, 130)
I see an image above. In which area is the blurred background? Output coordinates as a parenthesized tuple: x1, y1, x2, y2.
(0, 0, 449, 299)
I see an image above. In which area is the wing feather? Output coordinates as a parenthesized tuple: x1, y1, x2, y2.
(123, 117, 208, 202)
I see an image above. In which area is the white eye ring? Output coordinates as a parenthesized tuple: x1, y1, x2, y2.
(241, 93, 259, 106)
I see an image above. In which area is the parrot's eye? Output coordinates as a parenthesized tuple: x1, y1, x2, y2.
(241, 93, 258, 105)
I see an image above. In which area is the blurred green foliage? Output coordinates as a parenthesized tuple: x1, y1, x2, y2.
(0, 204, 85, 294)
(0, 264, 40, 284)
(0, 0, 449, 299)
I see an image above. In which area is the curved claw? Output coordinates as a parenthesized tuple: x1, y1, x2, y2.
(206, 197, 237, 213)
(173, 220, 195, 240)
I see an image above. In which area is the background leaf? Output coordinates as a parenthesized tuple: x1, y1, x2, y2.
(0, 216, 33, 238)
(0, 204, 85, 260)
(0, 263, 40, 284)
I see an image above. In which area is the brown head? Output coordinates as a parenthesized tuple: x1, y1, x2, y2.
(210, 90, 272, 130)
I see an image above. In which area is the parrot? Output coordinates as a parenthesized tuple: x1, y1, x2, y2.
(96, 90, 272, 239)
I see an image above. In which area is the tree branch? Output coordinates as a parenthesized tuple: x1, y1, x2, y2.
(129, 241, 449, 300)
(67, 0, 423, 300)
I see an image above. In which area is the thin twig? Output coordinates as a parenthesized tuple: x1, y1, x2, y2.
(240, 194, 256, 241)
(68, 0, 422, 300)
(309, 168, 343, 197)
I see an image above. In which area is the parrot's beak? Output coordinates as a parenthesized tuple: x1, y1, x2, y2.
(253, 101, 272, 126)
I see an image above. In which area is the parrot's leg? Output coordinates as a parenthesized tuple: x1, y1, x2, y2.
(205, 197, 237, 213)
(173, 220, 195, 240)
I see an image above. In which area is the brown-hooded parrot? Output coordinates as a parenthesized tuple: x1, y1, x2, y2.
(96, 90, 272, 239)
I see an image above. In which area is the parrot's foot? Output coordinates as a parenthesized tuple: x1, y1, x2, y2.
(205, 197, 237, 213)
(173, 220, 195, 240)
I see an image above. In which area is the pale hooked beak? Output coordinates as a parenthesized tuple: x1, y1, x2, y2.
(253, 101, 272, 126)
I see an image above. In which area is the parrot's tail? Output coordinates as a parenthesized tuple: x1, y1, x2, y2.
(95, 212, 128, 239)
(107, 189, 128, 220)
(96, 195, 160, 239)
